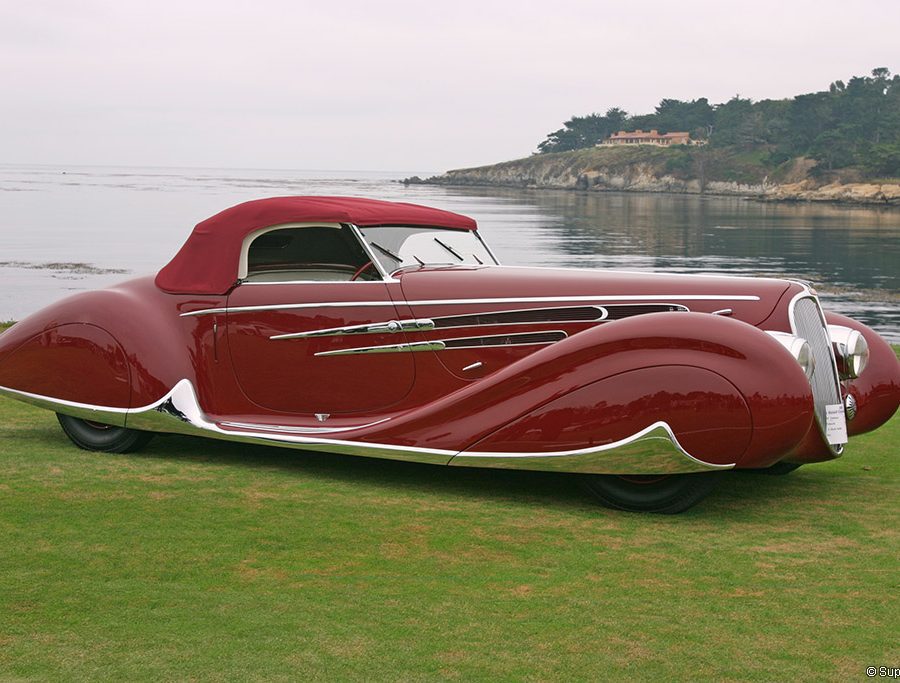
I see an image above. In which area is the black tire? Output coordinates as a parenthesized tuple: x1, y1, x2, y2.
(760, 462, 803, 476)
(56, 414, 154, 453)
(581, 472, 721, 514)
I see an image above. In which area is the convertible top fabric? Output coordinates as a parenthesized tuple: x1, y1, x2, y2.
(155, 196, 478, 295)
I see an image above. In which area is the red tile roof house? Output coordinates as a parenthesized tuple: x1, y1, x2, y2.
(599, 129, 702, 146)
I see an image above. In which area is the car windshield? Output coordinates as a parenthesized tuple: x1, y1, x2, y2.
(357, 226, 497, 273)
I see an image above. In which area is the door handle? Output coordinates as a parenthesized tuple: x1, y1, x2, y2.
(367, 319, 435, 334)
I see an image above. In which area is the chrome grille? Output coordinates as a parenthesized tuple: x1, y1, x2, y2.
(791, 296, 844, 451)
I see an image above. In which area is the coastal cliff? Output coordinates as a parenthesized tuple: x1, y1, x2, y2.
(410, 147, 900, 206)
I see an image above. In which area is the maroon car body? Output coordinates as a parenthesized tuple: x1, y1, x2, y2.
(1, 197, 898, 512)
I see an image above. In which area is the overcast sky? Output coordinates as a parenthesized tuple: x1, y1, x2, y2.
(1, 0, 897, 172)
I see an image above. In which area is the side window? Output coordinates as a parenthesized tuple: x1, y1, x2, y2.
(244, 225, 379, 283)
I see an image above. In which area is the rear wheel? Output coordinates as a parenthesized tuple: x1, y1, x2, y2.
(581, 472, 721, 513)
(57, 414, 154, 453)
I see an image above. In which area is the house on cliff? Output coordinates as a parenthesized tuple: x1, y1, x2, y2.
(599, 129, 705, 146)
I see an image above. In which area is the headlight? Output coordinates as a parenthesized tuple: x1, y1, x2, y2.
(766, 331, 815, 379)
(827, 325, 869, 379)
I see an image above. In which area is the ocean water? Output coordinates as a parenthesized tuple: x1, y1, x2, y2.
(1, 164, 898, 341)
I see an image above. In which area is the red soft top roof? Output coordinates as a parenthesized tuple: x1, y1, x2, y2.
(155, 196, 477, 295)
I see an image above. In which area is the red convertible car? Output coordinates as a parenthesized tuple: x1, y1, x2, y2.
(1, 197, 898, 512)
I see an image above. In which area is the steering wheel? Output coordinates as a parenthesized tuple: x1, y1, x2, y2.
(350, 260, 378, 281)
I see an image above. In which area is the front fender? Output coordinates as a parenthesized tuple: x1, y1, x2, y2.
(458, 365, 754, 471)
(825, 312, 900, 436)
(367, 312, 815, 467)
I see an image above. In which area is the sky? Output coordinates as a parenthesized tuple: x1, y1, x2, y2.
(1, 0, 898, 172)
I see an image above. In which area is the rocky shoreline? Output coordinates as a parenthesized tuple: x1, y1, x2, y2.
(407, 150, 900, 206)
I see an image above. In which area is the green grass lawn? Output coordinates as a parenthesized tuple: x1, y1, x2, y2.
(0, 393, 898, 681)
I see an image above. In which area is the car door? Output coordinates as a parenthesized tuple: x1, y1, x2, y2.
(224, 224, 415, 415)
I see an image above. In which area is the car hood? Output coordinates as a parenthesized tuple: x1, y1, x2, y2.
(396, 265, 795, 327)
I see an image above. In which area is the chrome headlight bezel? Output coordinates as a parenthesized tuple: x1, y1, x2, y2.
(766, 331, 815, 379)
(827, 325, 869, 380)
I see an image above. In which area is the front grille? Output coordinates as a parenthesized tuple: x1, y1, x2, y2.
(791, 296, 844, 452)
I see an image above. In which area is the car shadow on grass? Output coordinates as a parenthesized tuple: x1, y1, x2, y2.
(124, 432, 828, 515)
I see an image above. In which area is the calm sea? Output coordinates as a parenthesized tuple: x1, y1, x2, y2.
(1, 164, 898, 341)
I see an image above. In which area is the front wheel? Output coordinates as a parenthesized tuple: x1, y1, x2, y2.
(760, 462, 803, 476)
(581, 472, 721, 513)
(57, 414, 154, 453)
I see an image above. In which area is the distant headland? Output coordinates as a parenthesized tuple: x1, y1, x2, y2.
(407, 68, 900, 206)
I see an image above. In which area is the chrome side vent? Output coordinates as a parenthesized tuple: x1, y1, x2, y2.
(603, 304, 688, 320)
(442, 331, 567, 349)
(314, 330, 566, 357)
(434, 306, 605, 328)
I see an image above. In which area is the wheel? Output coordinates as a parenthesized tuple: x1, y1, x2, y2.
(760, 462, 803, 476)
(581, 472, 721, 514)
(56, 414, 154, 453)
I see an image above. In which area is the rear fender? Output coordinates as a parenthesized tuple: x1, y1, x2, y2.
(0, 322, 131, 424)
(0, 278, 204, 412)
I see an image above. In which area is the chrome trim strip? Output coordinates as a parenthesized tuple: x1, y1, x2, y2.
(271, 318, 435, 341)
(315, 340, 446, 357)
(474, 231, 501, 265)
(124, 380, 457, 463)
(180, 294, 759, 318)
(451, 421, 735, 474)
(0, 380, 731, 473)
(242, 280, 395, 286)
(219, 416, 391, 434)
(0, 384, 130, 427)
(313, 330, 567, 357)
(486, 264, 789, 282)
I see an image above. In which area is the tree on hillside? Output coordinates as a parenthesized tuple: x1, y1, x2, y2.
(804, 68, 900, 174)
(653, 98, 714, 137)
(811, 126, 859, 171)
(536, 107, 628, 154)
(710, 96, 759, 147)
(786, 91, 834, 152)
(866, 141, 900, 176)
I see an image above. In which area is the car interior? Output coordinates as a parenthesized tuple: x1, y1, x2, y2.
(244, 225, 379, 282)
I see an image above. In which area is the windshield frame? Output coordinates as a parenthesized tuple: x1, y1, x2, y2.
(353, 224, 499, 277)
